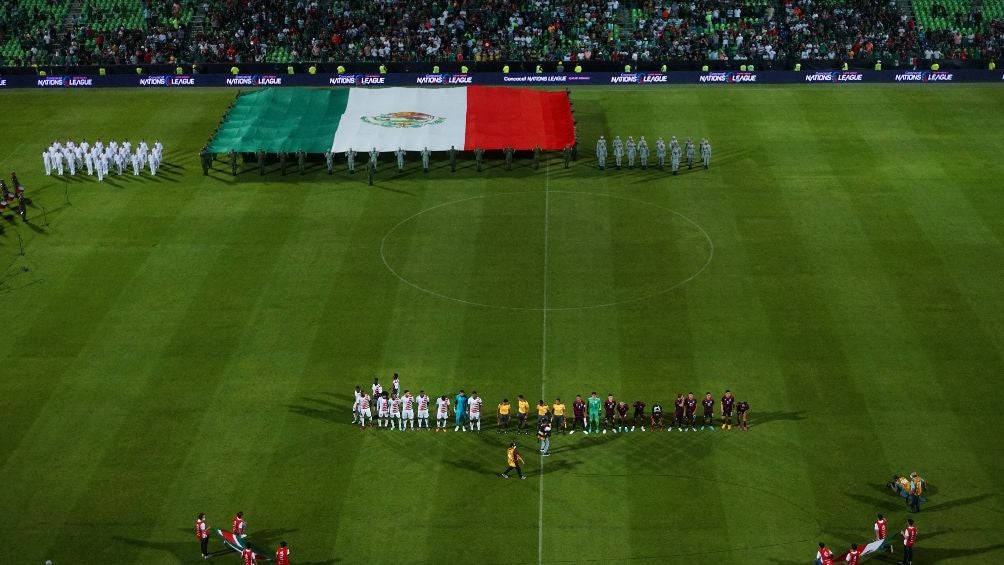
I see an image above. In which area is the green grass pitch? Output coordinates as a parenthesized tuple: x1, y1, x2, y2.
(0, 85, 1002, 564)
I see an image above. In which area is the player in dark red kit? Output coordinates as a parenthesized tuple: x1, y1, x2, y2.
(632, 399, 646, 431)
(195, 513, 210, 559)
(650, 403, 664, 430)
(615, 401, 629, 432)
(570, 395, 587, 434)
(736, 399, 750, 431)
(721, 390, 735, 430)
(673, 394, 685, 431)
(241, 547, 257, 565)
(701, 392, 715, 431)
(684, 392, 698, 431)
(603, 394, 616, 434)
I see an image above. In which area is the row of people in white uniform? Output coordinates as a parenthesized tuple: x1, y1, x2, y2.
(43, 139, 165, 180)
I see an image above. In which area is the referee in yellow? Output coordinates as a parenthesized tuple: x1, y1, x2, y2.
(552, 398, 567, 434)
(501, 442, 526, 479)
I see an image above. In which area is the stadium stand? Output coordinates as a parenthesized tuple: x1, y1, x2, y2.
(0, 0, 1000, 68)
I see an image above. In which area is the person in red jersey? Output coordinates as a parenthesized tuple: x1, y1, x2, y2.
(701, 392, 715, 431)
(844, 543, 861, 564)
(684, 392, 698, 431)
(241, 547, 257, 565)
(570, 395, 587, 434)
(232, 511, 247, 538)
(603, 394, 616, 434)
(195, 513, 210, 559)
(815, 541, 834, 565)
(615, 401, 629, 432)
(902, 518, 917, 564)
(673, 394, 685, 431)
(736, 400, 750, 431)
(874, 513, 892, 554)
(721, 390, 735, 430)
(631, 399, 646, 431)
(275, 541, 290, 564)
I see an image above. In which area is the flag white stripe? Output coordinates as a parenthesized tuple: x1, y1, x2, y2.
(331, 87, 468, 153)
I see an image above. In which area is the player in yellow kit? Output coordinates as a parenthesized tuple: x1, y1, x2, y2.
(501, 442, 526, 479)
(552, 398, 567, 434)
(497, 399, 512, 434)
(517, 395, 530, 435)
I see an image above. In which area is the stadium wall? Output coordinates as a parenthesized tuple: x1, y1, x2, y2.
(1, 70, 1002, 89)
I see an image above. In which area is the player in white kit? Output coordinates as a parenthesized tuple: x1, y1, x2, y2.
(351, 386, 362, 423)
(43, 150, 52, 175)
(468, 391, 484, 433)
(132, 152, 141, 176)
(389, 394, 402, 430)
(435, 395, 450, 432)
(376, 393, 390, 428)
(391, 373, 401, 397)
(416, 390, 431, 429)
(357, 393, 372, 428)
(400, 390, 415, 430)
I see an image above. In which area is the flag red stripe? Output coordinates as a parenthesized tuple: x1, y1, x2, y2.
(464, 86, 575, 150)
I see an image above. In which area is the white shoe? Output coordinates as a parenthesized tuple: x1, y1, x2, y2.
(602, 430, 607, 434)
(569, 431, 575, 435)
(631, 426, 635, 432)
(455, 426, 459, 432)
(641, 426, 646, 431)
(613, 429, 618, 433)
(584, 430, 589, 435)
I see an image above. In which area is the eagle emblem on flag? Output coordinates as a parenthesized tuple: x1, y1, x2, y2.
(361, 111, 446, 128)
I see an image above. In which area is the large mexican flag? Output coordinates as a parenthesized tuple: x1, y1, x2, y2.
(330, 86, 575, 152)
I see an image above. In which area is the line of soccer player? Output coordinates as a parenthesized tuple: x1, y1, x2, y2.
(352, 377, 750, 434)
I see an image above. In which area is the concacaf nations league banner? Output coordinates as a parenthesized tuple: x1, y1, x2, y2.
(330, 86, 575, 152)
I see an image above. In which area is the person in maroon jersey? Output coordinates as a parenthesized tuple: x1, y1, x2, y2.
(632, 399, 646, 431)
(673, 394, 685, 431)
(684, 392, 698, 431)
(603, 394, 616, 434)
(232, 511, 247, 538)
(570, 395, 587, 434)
(615, 401, 629, 432)
(275, 541, 290, 565)
(195, 513, 210, 560)
(241, 546, 257, 565)
(650, 403, 664, 430)
(701, 392, 715, 431)
(721, 390, 735, 430)
(736, 400, 750, 431)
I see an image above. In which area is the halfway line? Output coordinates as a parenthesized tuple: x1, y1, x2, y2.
(538, 158, 550, 565)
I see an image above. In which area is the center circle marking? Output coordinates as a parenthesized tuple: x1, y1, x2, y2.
(379, 191, 714, 311)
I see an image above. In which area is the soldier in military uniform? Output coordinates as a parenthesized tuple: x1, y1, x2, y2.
(229, 150, 238, 176)
(533, 146, 541, 170)
(685, 138, 695, 169)
(671, 143, 682, 175)
(324, 150, 333, 174)
(279, 150, 288, 175)
(595, 136, 607, 170)
(297, 149, 306, 174)
(347, 148, 357, 174)
(449, 146, 458, 172)
(638, 136, 649, 170)
(700, 138, 712, 169)
(395, 147, 406, 172)
(504, 147, 514, 170)
(563, 145, 571, 169)
(257, 149, 265, 176)
(421, 147, 431, 172)
(200, 147, 211, 175)
(612, 136, 624, 170)
(626, 136, 637, 169)
(475, 147, 484, 172)
(369, 148, 379, 171)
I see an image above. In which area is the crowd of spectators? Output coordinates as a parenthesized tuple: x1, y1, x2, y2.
(1, 0, 1001, 68)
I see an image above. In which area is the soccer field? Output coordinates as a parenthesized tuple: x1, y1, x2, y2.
(0, 85, 1003, 564)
